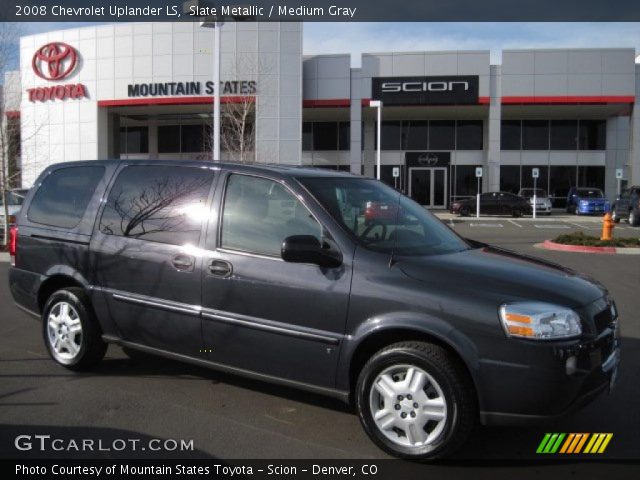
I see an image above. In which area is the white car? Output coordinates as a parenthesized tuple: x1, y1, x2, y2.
(518, 188, 552, 214)
(0, 189, 28, 233)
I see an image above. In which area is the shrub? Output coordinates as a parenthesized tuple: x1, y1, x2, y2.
(553, 231, 640, 247)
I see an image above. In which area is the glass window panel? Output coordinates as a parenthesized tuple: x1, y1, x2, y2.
(99, 166, 214, 246)
(428, 120, 455, 150)
(522, 120, 549, 150)
(221, 175, 322, 256)
(578, 120, 606, 150)
(499, 165, 521, 194)
(401, 121, 428, 150)
(158, 125, 181, 153)
(550, 120, 578, 150)
(313, 122, 338, 150)
(501, 120, 521, 150)
(456, 120, 483, 150)
(28, 167, 104, 229)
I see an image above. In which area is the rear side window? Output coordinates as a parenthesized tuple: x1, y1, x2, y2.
(28, 166, 105, 229)
(99, 165, 214, 246)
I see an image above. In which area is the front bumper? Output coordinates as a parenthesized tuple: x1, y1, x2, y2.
(478, 319, 620, 426)
(577, 204, 609, 214)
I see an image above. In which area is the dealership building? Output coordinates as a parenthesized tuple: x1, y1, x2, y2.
(2, 21, 640, 208)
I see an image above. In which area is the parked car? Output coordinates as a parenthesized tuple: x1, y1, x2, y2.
(518, 188, 552, 214)
(566, 187, 610, 215)
(0, 189, 29, 233)
(8, 161, 620, 461)
(450, 192, 531, 217)
(611, 185, 640, 227)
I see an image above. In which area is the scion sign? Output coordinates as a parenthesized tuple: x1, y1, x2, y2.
(372, 76, 479, 105)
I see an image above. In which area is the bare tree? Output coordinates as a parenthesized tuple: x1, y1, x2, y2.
(219, 95, 255, 163)
(0, 23, 21, 246)
(203, 54, 273, 163)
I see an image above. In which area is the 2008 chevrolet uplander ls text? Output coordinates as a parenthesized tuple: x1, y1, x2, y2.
(8, 160, 621, 460)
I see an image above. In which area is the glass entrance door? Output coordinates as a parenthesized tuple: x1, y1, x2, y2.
(409, 167, 447, 208)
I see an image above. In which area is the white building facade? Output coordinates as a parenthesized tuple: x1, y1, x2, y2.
(4, 22, 639, 209)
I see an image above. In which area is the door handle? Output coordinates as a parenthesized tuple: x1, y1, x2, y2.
(208, 259, 233, 277)
(171, 254, 195, 272)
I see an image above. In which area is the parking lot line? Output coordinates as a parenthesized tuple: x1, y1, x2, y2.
(470, 223, 504, 228)
(508, 219, 522, 228)
(534, 224, 571, 229)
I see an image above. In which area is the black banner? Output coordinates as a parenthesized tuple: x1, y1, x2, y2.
(372, 77, 479, 106)
(2, 0, 640, 22)
(4, 459, 640, 480)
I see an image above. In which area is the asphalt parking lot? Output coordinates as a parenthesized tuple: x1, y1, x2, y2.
(0, 214, 638, 464)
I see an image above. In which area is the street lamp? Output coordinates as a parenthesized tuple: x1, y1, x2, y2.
(200, 20, 222, 162)
(184, 0, 222, 162)
(369, 100, 382, 180)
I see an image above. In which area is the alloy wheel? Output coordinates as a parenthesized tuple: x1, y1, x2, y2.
(47, 301, 83, 362)
(369, 364, 448, 448)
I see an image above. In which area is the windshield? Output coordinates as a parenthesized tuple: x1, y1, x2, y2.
(576, 188, 604, 198)
(520, 189, 547, 198)
(0, 191, 26, 207)
(297, 177, 469, 256)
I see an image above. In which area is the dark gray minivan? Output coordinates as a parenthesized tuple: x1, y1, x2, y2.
(8, 160, 621, 460)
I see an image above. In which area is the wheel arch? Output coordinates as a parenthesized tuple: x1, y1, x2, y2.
(340, 317, 482, 409)
(38, 267, 91, 313)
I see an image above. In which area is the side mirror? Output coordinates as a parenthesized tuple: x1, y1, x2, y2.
(281, 235, 342, 268)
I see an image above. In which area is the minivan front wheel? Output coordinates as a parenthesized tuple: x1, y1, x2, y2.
(42, 288, 107, 371)
(356, 342, 476, 460)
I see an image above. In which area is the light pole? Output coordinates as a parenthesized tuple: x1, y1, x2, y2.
(369, 100, 382, 180)
(198, 20, 222, 162)
(184, 1, 222, 161)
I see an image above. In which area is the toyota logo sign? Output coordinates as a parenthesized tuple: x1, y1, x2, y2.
(32, 42, 78, 81)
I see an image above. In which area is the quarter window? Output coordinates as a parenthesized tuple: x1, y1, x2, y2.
(99, 165, 214, 246)
(28, 166, 104, 229)
(221, 175, 322, 256)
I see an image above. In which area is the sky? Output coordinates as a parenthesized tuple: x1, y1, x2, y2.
(3, 21, 640, 71)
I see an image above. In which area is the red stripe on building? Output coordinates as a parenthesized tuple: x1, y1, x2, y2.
(304, 97, 492, 108)
(4, 110, 20, 118)
(97, 96, 255, 107)
(303, 99, 351, 108)
(502, 95, 635, 105)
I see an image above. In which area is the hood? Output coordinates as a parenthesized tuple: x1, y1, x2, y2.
(577, 196, 608, 204)
(397, 246, 605, 308)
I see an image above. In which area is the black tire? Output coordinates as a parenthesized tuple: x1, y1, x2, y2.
(512, 208, 523, 218)
(42, 287, 107, 371)
(630, 210, 639, 227)
(459, 206, 471, 217)
(611, 208, 620, 223)
(355, 341, 476, 461)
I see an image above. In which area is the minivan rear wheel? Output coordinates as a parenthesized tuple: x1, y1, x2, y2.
(355, 341, 476, 460)
(42, 288, 107, 371)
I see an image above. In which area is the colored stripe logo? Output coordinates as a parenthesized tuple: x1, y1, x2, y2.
(536, 433, 613, 454)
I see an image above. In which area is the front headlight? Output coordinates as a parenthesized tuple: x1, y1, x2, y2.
(499, 302, 582, 340)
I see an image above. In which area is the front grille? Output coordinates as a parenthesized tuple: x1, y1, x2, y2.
(593, 306, 614, 334)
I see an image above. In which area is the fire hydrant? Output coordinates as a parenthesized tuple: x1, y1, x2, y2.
(601, 212, 615, 241)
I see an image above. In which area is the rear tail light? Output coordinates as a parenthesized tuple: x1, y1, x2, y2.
(8, 226, 17, 266)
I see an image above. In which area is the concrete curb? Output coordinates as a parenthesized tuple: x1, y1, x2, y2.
(536, 240, 640, 255)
